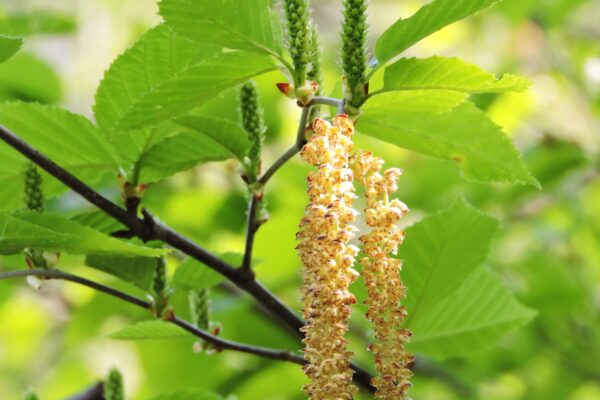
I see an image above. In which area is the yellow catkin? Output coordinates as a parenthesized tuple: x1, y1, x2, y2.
(353, 150, 414, 399)
(297, 115, 359, 399)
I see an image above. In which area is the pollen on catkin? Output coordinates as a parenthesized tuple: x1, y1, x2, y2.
(353, 150, 413, 399)
(297, 115, 359, 399)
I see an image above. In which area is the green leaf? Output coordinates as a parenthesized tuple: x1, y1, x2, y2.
(116, 51, 277, 130)
(160, 0, 283, 57)
(172, 252, 244, 291)
(0, 34, 22, 63)
(375, 0, 502, 66)
(382, 56, 531, 94)
(0, 52, 62, 103)
(362, 90, 467, 117)
(109, 320, 191, 340)
(400, 199, 499, 314)
(0, 12, 76, 36)
(0, 102, 119, 184)
(408, 268, 537, 358)
(357, 102, 539, 186)
(93, 24, 220, 134)
(398, 200, 536, 358)
(70, 211, 126, 234)
(137, 115, 250, 183)
(85, 254, 157, 290)
(149, 390, 223, 400)
(0, 212, 167, 257)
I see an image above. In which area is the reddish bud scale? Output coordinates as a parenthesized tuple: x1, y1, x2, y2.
(353, 150, 413, 399)
(297, 116, 359, 399)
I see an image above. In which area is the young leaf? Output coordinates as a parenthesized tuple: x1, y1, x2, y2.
(0, 102, 119, 183)
(149, 390, 223, 400)
(0, 35, 22, 63)
(109, 320, 191, 340)
(116, 51, 277, 130)
(159, 0, 284, 57)
(375, 0, 502, 67)
(93, 24, 220, 134)
(172, 253, 245, 291)
(399, 199, 499, 314)
(0, 212, 167, 257)
(408, 268, 536, 358)
(357, 102, 539, 186)
(85, 254, 157, 291)
(137, 116, 251, 183)
(382, 56, 531, 94)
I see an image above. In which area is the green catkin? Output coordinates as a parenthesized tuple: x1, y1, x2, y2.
(284, 0, 310, 86)
(239, 81, 265, 183)
(189, 288, 211, 330)
(307, 24, 323, 121)
(341, 0, 369, 108)
(23, 162, 48, 271)
(104, 367, 125, 400)
(24, 163, 44, 213)
(153, 258, 168, 316)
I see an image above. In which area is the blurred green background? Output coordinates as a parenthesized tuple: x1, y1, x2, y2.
(1, 0, 599, 399)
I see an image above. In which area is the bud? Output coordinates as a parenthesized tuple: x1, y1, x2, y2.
(295, 81, 319, 106)
(276, 82, 296, 99)
(341, 0, 369, 108)
(118, 172, 146, 214)
(284, 0, 310, 86)
(104, 367, 125, 400)
(239, 81, 265, 183)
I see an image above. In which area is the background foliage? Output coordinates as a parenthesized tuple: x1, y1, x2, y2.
(0, 0, 599, 399)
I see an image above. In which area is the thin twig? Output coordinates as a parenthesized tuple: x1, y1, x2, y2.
(241, 192, 260, 276)
(0, 269, 306, 365)
(0, 125, 377, 393)
(257, 105, 311, 186)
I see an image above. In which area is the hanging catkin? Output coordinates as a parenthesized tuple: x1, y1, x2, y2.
(297, 115, 359, 399)
(354, 150, 413, 399)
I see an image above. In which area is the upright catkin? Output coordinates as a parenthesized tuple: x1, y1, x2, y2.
(341, 0, 369, 108)
(284, 0, 310, 86)
(297, 116, 359, 399)
(104, 367, 125, 400)
(239, 81, 264, 183)
(354, 151, 413, 399)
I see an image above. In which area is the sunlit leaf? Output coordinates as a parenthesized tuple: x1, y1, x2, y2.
(382, 57, 531, 94)
(94, 24, 220, 133)
(116, 51, 277, 130)
(375, 0, 502, 66)
(160, 0, 284, 57)
(357, 102, 539, 186)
